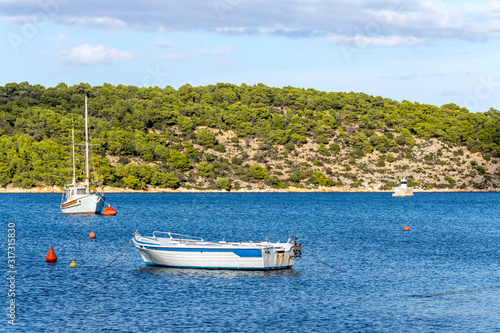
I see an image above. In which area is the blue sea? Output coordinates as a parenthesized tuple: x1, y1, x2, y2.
(1, 192, 499, 332)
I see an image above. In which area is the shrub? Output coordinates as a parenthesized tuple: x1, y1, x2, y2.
(318, 144, 331, 156)
(204, 153, 215, 162)
(353, 148, 365, 157)
(396, 135, 406, 146)
(216, 178, 231, 191)
(0, 162, 13, 186)
(475, 165, 487, 175)
(329, 143, 340, 154)
(265, 177, 277, 186)
(253, 152, 266, 163)
(315, 135, 329, 144)
(213, 144, 226, 153)
(248, 164, 268, 179)
(167, 150, 192, 171)
(123, 175, 143, 190)
(177, 116, 193, 133)
(288, 173, 300, 182)
(198, 162, 215, 177)
(196, 129, 218, 148)
(118, 156, 130, 165)
(231, 155, 243, 165)
(284, 142, 295, 151)
(312, 171, 329, 186)
(290, 134, 307, 143)
(386, 153, 396, 163)
(161, 172, 179, 188)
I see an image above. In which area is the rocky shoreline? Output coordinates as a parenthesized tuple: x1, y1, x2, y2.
(0, 185, 496, 194)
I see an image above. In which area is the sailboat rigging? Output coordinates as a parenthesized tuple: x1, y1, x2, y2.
(60, 95, 106, 214)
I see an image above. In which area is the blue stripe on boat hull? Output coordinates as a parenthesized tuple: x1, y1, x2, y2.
(142, 246, 262, 258)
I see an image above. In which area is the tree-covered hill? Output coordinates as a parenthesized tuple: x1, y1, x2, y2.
(0, 82, 499, 191)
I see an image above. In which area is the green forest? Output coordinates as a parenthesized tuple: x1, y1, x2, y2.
(0, 81, 499, 191)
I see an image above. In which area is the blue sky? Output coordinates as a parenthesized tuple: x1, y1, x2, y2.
(1, 0, 500, 112)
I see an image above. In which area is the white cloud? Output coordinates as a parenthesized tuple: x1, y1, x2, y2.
(2, 0, 500, 45)
(64, 17, 128, 30)
(1, 14, 38, 24)
(325, 35, 427, 47)
(58, 43, 134, 66)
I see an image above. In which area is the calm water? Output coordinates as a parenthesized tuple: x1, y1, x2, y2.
(1, 193, 499, 332)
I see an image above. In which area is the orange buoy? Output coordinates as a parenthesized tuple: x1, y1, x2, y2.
(90, 232, 96, 239)
(404, 226, 410, 231)
(45, 245, 58, 262)
(102, 206, 117, 216)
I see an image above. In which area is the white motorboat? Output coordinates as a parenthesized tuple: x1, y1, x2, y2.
(60, 95, 106, 214)
(133, 231, 302, 270)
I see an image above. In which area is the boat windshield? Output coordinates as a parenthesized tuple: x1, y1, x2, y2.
(77, 188, 86, 195)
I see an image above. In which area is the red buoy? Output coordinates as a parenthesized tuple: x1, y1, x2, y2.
(102, 206, 116, 216)
(404, 226, 410, 231)
(102, 206, 117, 216)
(45, 245, 58, 262)
(90, 232, 96, 239)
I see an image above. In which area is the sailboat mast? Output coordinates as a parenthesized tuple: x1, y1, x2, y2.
(72, 128, 76, 185)
(85, 95, 90, 191)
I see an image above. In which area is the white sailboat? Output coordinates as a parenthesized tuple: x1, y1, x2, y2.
(60, 95, 106, 214)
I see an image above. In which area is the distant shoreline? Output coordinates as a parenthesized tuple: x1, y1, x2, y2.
(0, 186, 497, 194)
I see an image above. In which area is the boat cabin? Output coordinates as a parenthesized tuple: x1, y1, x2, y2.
(64, 185, 89, 200)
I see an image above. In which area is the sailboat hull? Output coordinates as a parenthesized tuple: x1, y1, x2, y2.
(61, 194, 106, 214)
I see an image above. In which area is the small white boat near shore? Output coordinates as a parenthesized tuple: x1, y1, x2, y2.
(133, 231, 302, 270)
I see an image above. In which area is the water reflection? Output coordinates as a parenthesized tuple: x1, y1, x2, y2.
(136, 265, 302, 278)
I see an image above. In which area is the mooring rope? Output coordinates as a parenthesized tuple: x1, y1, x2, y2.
(107, 237, 134, 266)
(302, 246, 345, 273)
(409, 285, 500, 298)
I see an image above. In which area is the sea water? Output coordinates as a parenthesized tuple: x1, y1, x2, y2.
(1, 192, 499, 332)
